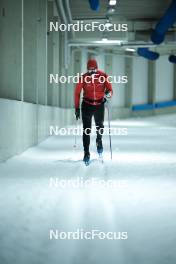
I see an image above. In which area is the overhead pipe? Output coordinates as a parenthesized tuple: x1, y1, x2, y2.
(68, 41, 121, 47)
(151, 0, 176, 44)
(137, 48, 160, 60)
(65, 0, 75, 39)
(55, 0, 75, 38)
(68, 40, 157, 48)
(70, 46, 135, 58)
(88, 0, 100, 11)
(169, 55, 176, 63)
(55, 0, 67, 25)
(65, 0, 72, 22)
(55, 0, 69, 68)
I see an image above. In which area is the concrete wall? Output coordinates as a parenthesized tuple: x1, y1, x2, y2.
(23, 0, 37, 103)
(0, 0, 22, 101)
(47, 1, 54, 106)
(112, 55, 126, 107)
(0, 0, 59, 106)
(155, 55, 174, 102)
(132, 57, 148, 105)
(37, 0, 48, 105)
(0, 0, 72, 162)
(96, 53, 105, 70)
(0, 99, 74, 162)
(81, 48, 88, 73)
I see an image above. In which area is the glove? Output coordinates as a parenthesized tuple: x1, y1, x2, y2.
(105, 90, 111, 99)
(75, 108, 80, 120)
(104, 90, 111, 103)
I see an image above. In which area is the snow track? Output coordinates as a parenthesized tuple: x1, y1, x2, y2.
(0, 114, 176, 264)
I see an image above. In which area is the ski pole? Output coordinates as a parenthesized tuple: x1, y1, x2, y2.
(73, 119, 78, 149)
(106, 102, 112, 160)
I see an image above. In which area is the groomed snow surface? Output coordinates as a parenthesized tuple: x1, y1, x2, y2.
(0, 113, 176, 264)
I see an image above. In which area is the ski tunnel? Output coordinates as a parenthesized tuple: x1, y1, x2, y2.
(0, 1, 176, 264)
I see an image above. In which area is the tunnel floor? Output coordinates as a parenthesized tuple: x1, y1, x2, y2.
(0, 114, 176, 264)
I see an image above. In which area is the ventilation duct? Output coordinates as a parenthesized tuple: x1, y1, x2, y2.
(169, 55, 176, 64)
(88, 0, 100, 11)
(137, 48, 160, 60)
(151, 0, 176, 44)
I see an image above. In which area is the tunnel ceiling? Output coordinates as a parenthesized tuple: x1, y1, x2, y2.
(70, 0, 172, 21)
(66, 0, 176, 54)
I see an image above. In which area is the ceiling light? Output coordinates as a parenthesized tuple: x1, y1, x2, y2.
(126, 48, 136, 52)
(102, 38, 108, 42)
(109, 0, 117, 6)
(96, 39, 122, 45)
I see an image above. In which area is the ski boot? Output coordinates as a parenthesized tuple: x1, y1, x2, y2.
(96, 139, 103, 154)
(83, 151, 90, 166)
(96, 139, 103, 162)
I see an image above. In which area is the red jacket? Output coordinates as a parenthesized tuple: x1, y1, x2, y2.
(74, 70, 113, 109)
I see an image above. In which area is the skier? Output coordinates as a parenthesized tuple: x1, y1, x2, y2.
(74, 58, 113, 165)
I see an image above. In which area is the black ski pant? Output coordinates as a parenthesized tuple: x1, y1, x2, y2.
(81, 101, 105, 153)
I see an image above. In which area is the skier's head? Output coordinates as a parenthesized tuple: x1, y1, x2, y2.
(87, 59, 98, 74)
